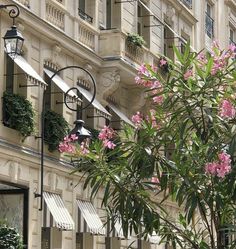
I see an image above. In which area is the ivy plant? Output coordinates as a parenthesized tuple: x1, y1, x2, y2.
(3, 91, 35, 139)
(127, 33, 146, 47)
(44, 110, 69, 152)
(0, 224, 23, 249)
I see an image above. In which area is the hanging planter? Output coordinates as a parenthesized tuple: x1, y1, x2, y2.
(126, 33, 146, 47)
(2, 91, 35, 140)
(44, 110, 69, 152)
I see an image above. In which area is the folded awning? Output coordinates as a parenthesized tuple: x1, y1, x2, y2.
(108, 103, 135, 127)
(8, 54, 46, 86)
(44, 68, 78, 98)
(76, 199, 105, 235)
(114, 219, 125, 238)
(43, 192, 75, 230)
(77, 86, 111, 119)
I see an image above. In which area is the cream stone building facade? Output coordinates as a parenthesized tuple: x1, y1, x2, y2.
(0, 0, 235, 249)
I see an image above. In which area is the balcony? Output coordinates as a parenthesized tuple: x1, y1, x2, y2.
(78, 8, 93, 24)
(78, 22, 97, 51)
(99, 31, 157, 67)
(46, 1, 65, 30)
(180, 0, 192, 9)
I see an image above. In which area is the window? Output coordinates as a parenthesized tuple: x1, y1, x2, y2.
(164, 26, 175, 60)
(180, 0, 192, 9)
(78, 0, 93, 23)
(106, 0, 112, 29)
(137, 2, 150, 48)
(205, 3, 214, 38)
(229, 27, 235, 45)
(0, 183, 28, 248)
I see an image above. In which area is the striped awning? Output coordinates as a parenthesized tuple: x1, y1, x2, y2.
(8, 54, 46, 86)
(44, 68, 79, 98)
(77, 86, 111, 119)
(108, 103, 135, 127)
(114, 219, 125, 238)
(43, 192, 75, 230)
(76, 199, 105, 235)
(148, 232, 161, 244)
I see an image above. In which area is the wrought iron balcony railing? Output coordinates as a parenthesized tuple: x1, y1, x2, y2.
(78, 8, 93, 24)
(180, 0, 192, 9)
(205, 12, 214, 38)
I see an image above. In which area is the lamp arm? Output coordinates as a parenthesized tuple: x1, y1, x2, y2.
(48, 66, 96, 112)
(0, 4, 20, 25)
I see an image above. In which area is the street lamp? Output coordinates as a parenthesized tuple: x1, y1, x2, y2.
(0, 4, 24, 56)
(35, 66, 96, 211)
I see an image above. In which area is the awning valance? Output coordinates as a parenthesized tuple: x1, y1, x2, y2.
(8, 54, 46, 86)
(44, 68, 78, 98)
(76, 199, 105, 235)
(108, 104, 135, 127)
(43, 192, 75, 230)
(77, 86, 111, 119)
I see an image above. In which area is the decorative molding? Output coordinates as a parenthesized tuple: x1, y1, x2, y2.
(99, 70, 120, 101)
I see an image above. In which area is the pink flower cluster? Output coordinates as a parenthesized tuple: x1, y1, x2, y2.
(210, 41, 236, 75)
(183, 69, 193, 80)
(59, 134, 90, 155)
(219, 99, 236, 119)
(132, 111, 143, 128)
(205, 151, 232, 178)
(98, 126, 116, 149)
(58, 134, 78, 153)
(151, 81, 164, 104)
(197, 42, 236, 74)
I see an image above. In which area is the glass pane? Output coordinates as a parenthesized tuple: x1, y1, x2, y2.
(16, 39, 23, 55)
(0, 194, 24, 235)
(5, 39, 17, 54)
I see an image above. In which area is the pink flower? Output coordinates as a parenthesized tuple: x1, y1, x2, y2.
(160, 58, 167, 66)
(229, 43, 236, 53)
(153, 95, 164, 104)
(138, 64, 149, 76)
(80, 142, 89, 155)
(98, 126, 115, 140)
(132, 112, 143, 127)
(219, 100, 236, 119)
(63, 135, 71, 143)
(58, 142, 75, 153)
(183, 69, 193, 80)
(205, 151, 231, 178)
(103, 140, 116, 149)
(151, 177, 160, 184)
(205, 162, 218, 175)
(70, 134, 78, 141)
(218, 151, 231, 165)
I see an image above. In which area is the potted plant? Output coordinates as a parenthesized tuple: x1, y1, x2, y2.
(2, 91, 35, 140)
(44, 110, 69, 152)
(126, 33, 146, 47)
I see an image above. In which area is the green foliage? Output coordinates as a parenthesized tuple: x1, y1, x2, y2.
(0, 225, 23, 249)
(68, 43, 236, 248)
(127, 33, 146, 47)
(44, 110, 69, 152)
(3, 91, 35, 139)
